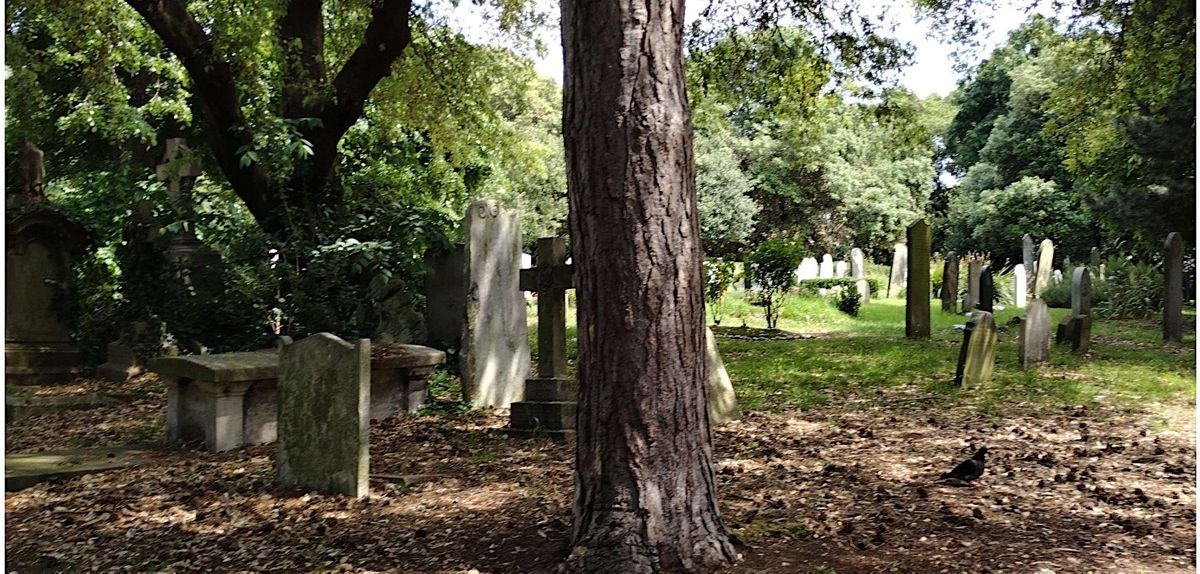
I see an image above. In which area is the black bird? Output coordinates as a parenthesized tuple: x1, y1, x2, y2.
(940, 446, 988, 484)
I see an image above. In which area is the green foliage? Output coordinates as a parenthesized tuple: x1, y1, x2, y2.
(703, 257, 741, 326)
(1038, 280, 1072, 309)
(835, 289, 861, 317)
(694, 133, 758, 254)
(747, 238, 803, 329)
(796, 278, 880, 297)
(1093, 257, 1164, 319)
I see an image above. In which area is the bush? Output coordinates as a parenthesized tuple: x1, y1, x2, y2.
(1038, 279, 1072, 308)
(796, 277, 880, 297)
(1093, 256, 1162, 319)
(703, 257, 741, 326)
(835, 289, 861, 317)
(747, 238, 803, 329)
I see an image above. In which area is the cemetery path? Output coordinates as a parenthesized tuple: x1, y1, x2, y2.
(5, 377, 1195, 573)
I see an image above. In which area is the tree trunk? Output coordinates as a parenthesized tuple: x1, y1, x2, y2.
(562, 0, 736, 571)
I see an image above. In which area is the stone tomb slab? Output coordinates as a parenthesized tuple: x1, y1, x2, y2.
(6, 446, 155, 491)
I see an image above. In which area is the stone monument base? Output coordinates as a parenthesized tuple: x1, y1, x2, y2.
(5, 342, 85, 385)
(96, 342, 145, 382)
(506, 378, 576, 441)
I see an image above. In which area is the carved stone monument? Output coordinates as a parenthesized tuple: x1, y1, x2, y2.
(905, 219, 931, 339)
(941, 252, 958, 313)
(887, 242, 907, 298)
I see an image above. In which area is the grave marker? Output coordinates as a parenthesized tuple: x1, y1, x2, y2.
(1022, 234, 1036, 293)
(1017, 299, 1051, 369)
(887, 242, 907, 298)
(1034, 239, 1054, 298)
(797, 257, 819, 281)
(954, 311, 997, 387)
(905, 220, 931, 339)
(978, 264, 994, 314)
(850, 248, 865, 278)
(941, 252, 959, 313)
(819, 254, 834, 278)
(1013, 264, 1027, 308)
(834, 260, 847, 277)
(1055, 267, 1093, 354)
(1163, 232, 1183, 342)
(966, 260, 982, 311)
(705, 327, 741, 424)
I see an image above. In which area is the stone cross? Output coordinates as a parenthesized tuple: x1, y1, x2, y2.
(954, 310, 997, 387)
(887, 242, 908, 298)
(978, 264, 994, 314)
(1017, 299, 1051, 369)
(1013, 264, 1027, 308)
(941, 252, 958, 313)
(519, 237, 575, 379)
(1033, 239, 1055, 298)
(155, 138, 202, 199)
(1163, 232, 1184, 342)
(18, 140, 46, 201)
(850, 248, 865, 279)
(906, 219, 931, 339)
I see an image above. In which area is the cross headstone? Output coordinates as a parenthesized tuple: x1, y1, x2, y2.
(906, 219, 931, 339)
(966, 260, 982, 311)
(519, 237, 575, 379)
(1033, 239, 1055, 298)
(154, 138, 220, 272)
(1013, 264, 1027, 308)
(155, 138, 202, 198)
(978, 264, 994, 314)
(941, 252, 959, 313)
(954, 310, 997, 387)
(819, 253, 834, 278)
(850, 248, 865, 279)
(277, 333, 370, 498)
(1163, 232, 1184, 342)
(887, 242, 908, 298)
(1016, 299, 1051, 369)
(1022, 234, 1036, 293)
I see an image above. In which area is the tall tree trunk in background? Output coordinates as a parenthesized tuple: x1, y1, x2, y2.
(562, 0, 736, 571)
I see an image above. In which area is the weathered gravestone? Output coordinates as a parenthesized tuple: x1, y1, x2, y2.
(508, 237, 577, 440)
(1016, 299, 1051, 369)
(1163, 232, 1184, 342)
(1055, 267, 1092, 354)
(1023, 234, 1036, 294)
(1053, 269, 1063, 285)
(906, 220, 931, 339)
(819, 254, 834, 279)
(797, 257, 819, 281)
(887, 242, 907, 298)
(1013, 264, 1027, 308)
(834, 260, 847, 277)
(850, 248, 865, 278)
(965, 260, 982, 311)
(1090, 247, 1101, 270)
(277, 333, 370, 498)
(855, 279, 872, 304)
(5, 143, 91, 385)
(941, 252, 959, 313)
(462, 200, 530, 407)
(954, 311, 997, 387)
(705, 327, 742, 424)
(978, 264, 994, 314)
(1034, 239, 1055, 298)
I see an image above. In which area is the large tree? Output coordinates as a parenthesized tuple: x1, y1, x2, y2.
(562, 0, 736, 570)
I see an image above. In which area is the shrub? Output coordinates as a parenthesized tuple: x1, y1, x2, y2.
(796, 277, 880, 297)
(1093, 256, 1162, 319)
(835, 289, 861, 317)
(703, 257, 741, 326)
(1038, 279, 1072, 309)
(747, 238, 803, 329)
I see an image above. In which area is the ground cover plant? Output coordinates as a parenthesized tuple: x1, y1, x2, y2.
(7, 294, 1194, 572)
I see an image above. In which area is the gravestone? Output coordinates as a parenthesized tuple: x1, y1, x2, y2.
(423, 244, 467, 348)
(1055, 268, 1092, 354)
(834, 261, 847, 277)
(1163, 232, 1183, 342)
(819, 254, 834, 278)
(1090, 247, 1101, 270)
(954, 311, 997, 387)
(509, 237, 577, 440)
(5, 144, 91, 385)
(1022, 234, 1036, 293)
(1017, 299, 1051, 369)
(797, 257, 819, 281)
(155, 138, 220, 272)
(705, 327, 741, 424)
(850, 248, 866, 278)
(1033, 239, 1055, 298)
(277, 333, 370, 498)
(1071, 266, 1092, 317)
(1053, 269, 1063, 285)
(855, 279, 872, 304)
(978, 264, 994, 314)
(941, 252, 959, 313)
(887, 242, 908, 298)
(966, 260, 982, 311)
(905, 220, 931, 339)
(1013, 264, 1027, 308)
(461, 200, 530, 407)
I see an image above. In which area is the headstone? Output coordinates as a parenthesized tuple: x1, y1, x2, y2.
(1033, 239, 1054, 298)
(5, 145, 91, 385)
(1163, 232, 1183, 342)
(520, 252, 533, 269)
(819, 254, 834, 278)
(705, 327, 741, 424)
(941, 252, 958, 313)
(1013, 264, 1027, 308)
(887, 242, 907, 298)
(966, 260, 982, 311)
(423, 244, 467, 348)
(978, 264, 994, 314)
(1055, 267, 1093, 354)
(461, 200, 530, 407)
(277, 333, 370, 498)
(855, 279, 872, 304)
(1090, 247, 1101, 269)
(834, 261, 848, 277)
(1016, 299, 1051, 369)
(155, 138, 220, 271)
(954, 311, 997, 387)
(1022, 233, 1036, 293)
(1053, 269, 1063, 285)
(1070, 267, 1092, 317)
(905, 220, 931, 339)
(850, 248, 866, 278)
(796, 257, 819, 281)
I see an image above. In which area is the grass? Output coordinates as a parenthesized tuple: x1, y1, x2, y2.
(528, 288, 1195, 418)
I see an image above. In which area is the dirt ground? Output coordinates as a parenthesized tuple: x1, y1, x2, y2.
(5, 376, 1196, 573)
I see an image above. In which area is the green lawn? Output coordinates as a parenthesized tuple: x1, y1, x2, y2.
(528, 289, 1196, 419)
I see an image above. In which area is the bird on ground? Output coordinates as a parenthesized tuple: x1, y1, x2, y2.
(938, 446, 988, 485)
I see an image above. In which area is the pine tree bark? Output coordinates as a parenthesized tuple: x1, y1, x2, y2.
(562, 0, 736, 571)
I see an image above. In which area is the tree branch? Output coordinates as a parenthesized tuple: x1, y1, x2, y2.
(277, 0, 327, 119)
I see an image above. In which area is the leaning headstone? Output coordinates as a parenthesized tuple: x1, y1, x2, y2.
(1016, 299, 1051, 369)
(966, 260, 982, 311)
(941, 252, 959, 313)
(1033, 239, 1054, 298)
(461, 200, 530, 407)
(277, 333, 370, 498)
(705, 327, 741, 425)
(850, 248, 866, 278)
(833, 261, 848, 277)
(1022, 234, 1036, 293)
(978, 264, 994, 314)
(887, 242, 908, 298)
(1163, 232, 1183, 342)
(906, 220, 931, 339)
(954, 311, 997, 387)
(797, 257, 819, 281)
(819, 254, 834, 278)
(1013, 264, 1027, 308)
